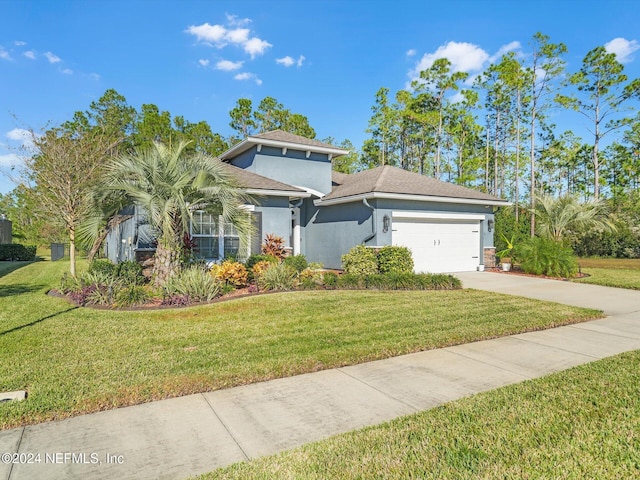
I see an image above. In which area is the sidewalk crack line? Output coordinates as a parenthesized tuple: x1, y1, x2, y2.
(201, 394, 250, 461)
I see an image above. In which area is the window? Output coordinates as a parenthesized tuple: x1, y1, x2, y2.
(223, 222, 240, 258)
(191, 212, 219, 259)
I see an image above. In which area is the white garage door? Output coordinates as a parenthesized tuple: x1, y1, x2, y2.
(392, 217, 481, 273)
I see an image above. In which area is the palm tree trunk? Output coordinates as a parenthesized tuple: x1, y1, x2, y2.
(152, 238, 181, 286)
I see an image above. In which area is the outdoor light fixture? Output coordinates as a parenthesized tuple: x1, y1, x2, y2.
(488, 219, 494, 232)
(383, 215, 390, 233)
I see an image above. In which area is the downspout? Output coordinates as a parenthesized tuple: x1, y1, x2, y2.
(362, 198, 376, 244)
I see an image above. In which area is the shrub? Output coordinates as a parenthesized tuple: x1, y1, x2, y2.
(342, 244, 378, 275)
(0, 244, 37, 261)
(257, 263, 296, 291)
(261, 234, 286, 260)
(283, 254, 308, 273)
(376, 246, 414, 274)
(164, 266, 222, 303)
(516, 237, 578, 278)
(298, 267, 324, 288)
(88, 259, 117, 278)
(245, 253, 278, 271)
(251, 260, 274, 280)
(116, 260, 145, 286)
(115, 286, 151, 307)
(322, 271, 338, 288)
(211, 260, 249, 288)
(336, 273, 363, 289)
(571, 226, 640, 259)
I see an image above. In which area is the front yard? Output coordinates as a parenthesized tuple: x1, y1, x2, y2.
(0, 260, 601, 430)
(202, 350, 640, 479)
(575, 258, 640, 290)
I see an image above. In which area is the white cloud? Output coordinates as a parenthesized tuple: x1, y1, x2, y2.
(243, 37, 272, 58)
(226, 28, 250, 44)
(14, 41, 27, 46)
(23, 50, 36, 60)
(186, 18, 271, 59)
(0, 47, 11, 61)
(44, 51, 61, 63)
(216, 59, 243, 71)
(226, 14, 251, 27)
(6, 128, 31, 142)
(62, 68, 73, 75)
(186, 23, 227, 44)
(198, 59, 210, 66)
(413, 41, 489, 75)
(605, 37, 639, 63)
(234, 72, 262, 85)
(276, 56, 295, 67)
(297, 55, 305, 67)
(406, 49, 417, 57)
(488, 41, 522, 62)
(88, 73, 101, 80)
(0, 153, 23, 168)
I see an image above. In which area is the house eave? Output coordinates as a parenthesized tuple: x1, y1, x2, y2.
(220, 137, 349, 161)
(314, 192, 511, 207)
(245, 188, 311, 198)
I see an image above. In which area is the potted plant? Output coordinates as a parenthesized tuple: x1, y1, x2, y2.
(497, 233, 516, 272)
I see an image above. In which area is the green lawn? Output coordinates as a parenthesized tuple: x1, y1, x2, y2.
(201, 350, 640, 479)
(0, 260, 600, 430)
(0, 260, 34, 278)
(575, 258, 640, 290)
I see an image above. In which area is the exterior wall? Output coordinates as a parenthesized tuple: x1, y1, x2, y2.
(373, 198, 495, 264)
(105, 214, 137, 263)
(254, 196, 292, 248)
(303, 201, 374, 269)
(0, 219, 12, 244)
(230, 146, 333, 195)
(306, 198, 497, 269)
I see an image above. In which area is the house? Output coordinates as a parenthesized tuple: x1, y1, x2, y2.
(106, 130, 509, 272)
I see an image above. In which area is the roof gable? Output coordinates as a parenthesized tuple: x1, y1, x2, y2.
(219, 129, 349, 161)
(222, 164, 308, 197)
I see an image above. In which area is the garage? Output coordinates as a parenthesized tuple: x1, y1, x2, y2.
(392, 212, 483, 273)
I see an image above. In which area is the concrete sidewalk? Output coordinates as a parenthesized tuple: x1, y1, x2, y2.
(1, 273, 639, 480)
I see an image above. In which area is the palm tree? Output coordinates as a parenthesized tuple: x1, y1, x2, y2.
(100, 141, 253, 285)
(533, 194, 616, 242)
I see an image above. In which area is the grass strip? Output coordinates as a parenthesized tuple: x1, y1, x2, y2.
(574, 267, 640, 290)
(1, 260, 601, 430)
(201, 350, 640, 479)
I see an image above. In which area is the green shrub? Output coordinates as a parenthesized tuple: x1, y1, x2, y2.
(164, 266, 222, 303)
(257, 263, 296, 291)
(336, 273, 363, 289)
(115, 286, 151, 307)
(0, 244, 37, 261)
(422, 273, 462, 290)
(376, 246, 414, 273)
(245, 254, 278, 280)
(88, 259, 117, 278)
(342, 244, 378, 275)
(322, 271, 338, 288)
(572, 226, 640, 259)
(516, 237, 578, 278)
(116, 260, 145, 286)
(283, 254, 308, 273)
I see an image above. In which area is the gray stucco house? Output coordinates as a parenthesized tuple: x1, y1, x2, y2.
(106, 130, 509, 273)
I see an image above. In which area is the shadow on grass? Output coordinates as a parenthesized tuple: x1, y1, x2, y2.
(0, 261, 35, 279)
(0, 283, 47, 297)
(0, 306, 79, 336)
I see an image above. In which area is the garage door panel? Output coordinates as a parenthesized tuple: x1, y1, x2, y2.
(392, 219, 480, 273)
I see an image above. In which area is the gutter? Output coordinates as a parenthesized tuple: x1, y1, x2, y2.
(362, 198, 376, 244)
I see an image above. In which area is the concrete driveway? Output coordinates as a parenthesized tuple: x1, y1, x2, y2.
(1, 273, 639, 480)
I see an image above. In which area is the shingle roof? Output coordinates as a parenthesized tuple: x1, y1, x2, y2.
(222, 163, 305, 193)
(323, 165, 505, 203)
(251, 130, 340, 149)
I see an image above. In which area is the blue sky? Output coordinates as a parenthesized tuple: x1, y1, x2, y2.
(1, 0, 640, 194)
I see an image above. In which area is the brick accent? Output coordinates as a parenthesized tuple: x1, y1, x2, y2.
(483, 247, 496, 268)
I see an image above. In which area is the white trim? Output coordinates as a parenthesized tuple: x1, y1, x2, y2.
(219, 136, 349, 160)
(315, 192, 511, 207)
(256, 144, 262, 153)
(282, 147, 287, 155)
(245, 188, 311, 198)
(306, 150, 311, 158)
(292, 185, 325, 198)
(292, 208, 301, 255)
(392, 211, 485, 221)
